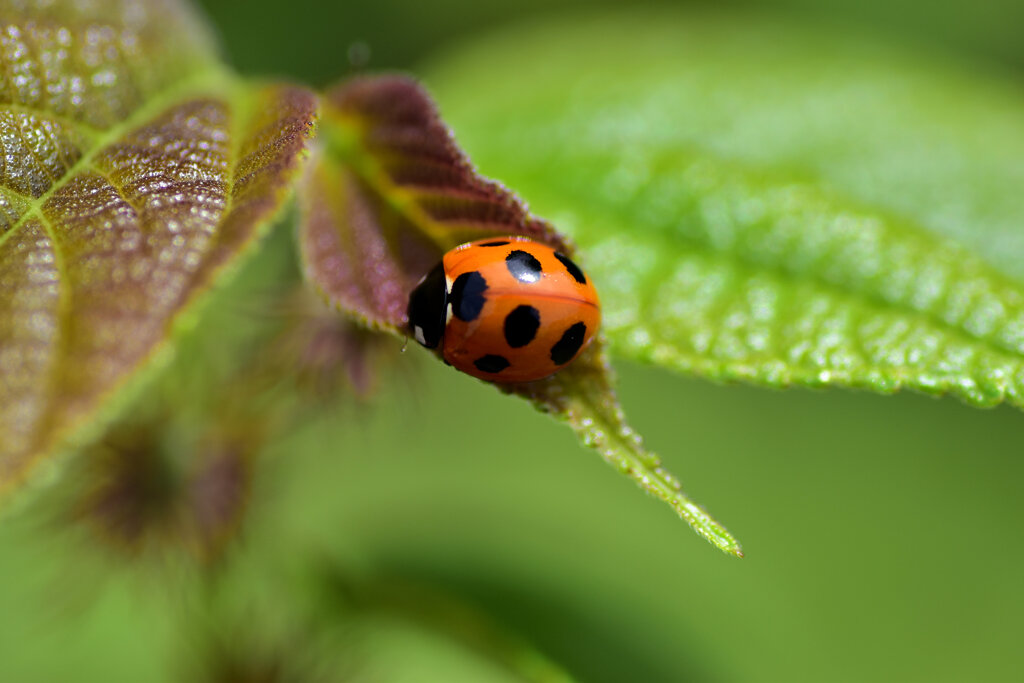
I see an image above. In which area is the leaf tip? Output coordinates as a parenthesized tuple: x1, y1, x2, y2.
(706, 526, 744, 558)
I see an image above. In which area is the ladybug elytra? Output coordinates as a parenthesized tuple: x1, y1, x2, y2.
(407, 237, 600, 382)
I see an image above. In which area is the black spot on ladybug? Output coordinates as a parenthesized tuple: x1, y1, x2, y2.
(505, 250, 543, 284)
(450, 271, 488, 322)
(554, 252, 587, 284)
(407, 263, 447, 349)
(550, 322, 587, 365)
(473, 354, 510, 373)
(503, 305, 540, 348)
(479, 240, 510, 247)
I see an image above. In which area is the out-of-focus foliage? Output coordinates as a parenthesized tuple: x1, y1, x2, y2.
(198, 0, 1024, 86)
(424, 12, 1024, 408)
(0, 0, 317, 496)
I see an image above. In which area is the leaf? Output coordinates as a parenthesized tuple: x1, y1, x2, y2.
(423, 12, 1024, 409)
(298, 76, 741, 555)
(0, 0, 318, 496)
(300, 76, 567, 331)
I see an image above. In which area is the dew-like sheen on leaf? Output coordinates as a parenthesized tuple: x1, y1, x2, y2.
(298, 76, 741, 555)
(0, 0, 318, 495)
(424, 13, 1024, 409)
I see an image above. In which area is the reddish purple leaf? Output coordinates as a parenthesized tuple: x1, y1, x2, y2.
(299, 75, 568, 329)
(0, 1, 319, 496)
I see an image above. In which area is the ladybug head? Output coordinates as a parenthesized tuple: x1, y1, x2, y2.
(407, 262, 448, 349)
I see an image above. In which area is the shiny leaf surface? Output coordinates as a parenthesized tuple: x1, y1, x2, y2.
(0, 0, 318, 495)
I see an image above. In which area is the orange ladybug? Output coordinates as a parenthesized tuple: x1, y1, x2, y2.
(407, 237, 601, 382)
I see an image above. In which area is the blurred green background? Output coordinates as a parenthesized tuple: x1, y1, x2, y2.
(2, 0, 1024, 681)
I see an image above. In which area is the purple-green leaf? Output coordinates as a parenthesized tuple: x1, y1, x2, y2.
(0, 0, 319, 496)
(298, 75, 741, 555)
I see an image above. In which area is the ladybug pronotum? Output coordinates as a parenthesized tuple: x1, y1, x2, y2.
(407, 236, 601, 382)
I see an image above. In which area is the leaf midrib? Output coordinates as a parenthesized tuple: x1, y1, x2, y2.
(325, 113, 477, 252)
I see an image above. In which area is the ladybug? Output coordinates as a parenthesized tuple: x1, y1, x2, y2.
(407, 236, 601, 382)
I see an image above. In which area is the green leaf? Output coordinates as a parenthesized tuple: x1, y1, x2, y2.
(0, 0, 318, 496)
(423, 12, 1024, 408)
(298, 76, 741, 555)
